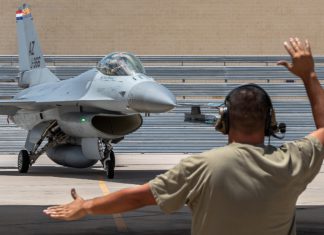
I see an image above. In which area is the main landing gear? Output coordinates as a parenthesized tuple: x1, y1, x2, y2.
(17, 121, 66, 174)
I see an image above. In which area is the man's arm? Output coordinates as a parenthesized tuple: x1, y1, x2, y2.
(278, 37, 324, 145)
(44, 183, 156, 221)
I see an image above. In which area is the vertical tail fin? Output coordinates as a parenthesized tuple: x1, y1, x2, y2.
(16, 4, 59, 88)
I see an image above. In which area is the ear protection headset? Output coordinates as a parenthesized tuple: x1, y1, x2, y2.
(215, 84, 286, 138)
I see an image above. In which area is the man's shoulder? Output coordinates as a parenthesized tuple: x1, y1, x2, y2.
(280, 135, 324, 159)
(281, 135, 323, 151)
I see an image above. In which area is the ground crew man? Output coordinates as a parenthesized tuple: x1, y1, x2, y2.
(44, 38, 324, 235)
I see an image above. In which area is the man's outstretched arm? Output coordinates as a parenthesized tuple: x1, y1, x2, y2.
(44, 183, 156, 221)
(278, 37, 324, 145)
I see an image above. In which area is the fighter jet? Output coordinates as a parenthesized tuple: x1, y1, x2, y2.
(1, 4, 176, 178)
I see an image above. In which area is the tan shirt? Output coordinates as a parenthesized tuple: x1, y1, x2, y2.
(149, 136, 324, 235)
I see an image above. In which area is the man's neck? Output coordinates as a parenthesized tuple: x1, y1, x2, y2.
(228, 130, 265, 145)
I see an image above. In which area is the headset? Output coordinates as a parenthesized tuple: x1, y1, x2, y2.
(215, 84, 286, 139)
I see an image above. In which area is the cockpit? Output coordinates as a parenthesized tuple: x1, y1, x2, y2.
(97, 52, 146, 76)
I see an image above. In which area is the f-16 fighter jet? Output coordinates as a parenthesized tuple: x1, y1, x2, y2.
(2, 4, 176, 178)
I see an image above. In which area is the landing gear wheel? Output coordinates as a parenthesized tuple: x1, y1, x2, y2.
(18, 150, 30, 173)
(107, 150, 115, 179)
(104, 150, 115, 179)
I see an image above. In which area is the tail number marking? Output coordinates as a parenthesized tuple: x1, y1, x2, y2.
(31, 56, 41, 69)
(29, 40, 41, 68)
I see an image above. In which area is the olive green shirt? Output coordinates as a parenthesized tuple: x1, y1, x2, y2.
(149, 136, 324, 235)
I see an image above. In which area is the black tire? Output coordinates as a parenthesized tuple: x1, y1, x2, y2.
(107, 150, 115, 179)
(18, 150, 30, 173)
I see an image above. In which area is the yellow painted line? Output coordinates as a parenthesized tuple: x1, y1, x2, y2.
(98, 178, 128, 232)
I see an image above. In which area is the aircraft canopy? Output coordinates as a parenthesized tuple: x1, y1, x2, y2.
(97, 52, 146, 76)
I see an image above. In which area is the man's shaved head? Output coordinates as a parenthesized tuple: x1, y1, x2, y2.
(227, 85, 271, 135)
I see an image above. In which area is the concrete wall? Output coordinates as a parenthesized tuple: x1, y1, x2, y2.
(0, 0, 324, 55)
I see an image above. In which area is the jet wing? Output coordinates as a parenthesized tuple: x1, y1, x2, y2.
(0, 100, 36, 115)
(0, 98, 114, 115)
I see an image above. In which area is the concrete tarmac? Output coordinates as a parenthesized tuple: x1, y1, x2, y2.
(0, 154, 323, 234)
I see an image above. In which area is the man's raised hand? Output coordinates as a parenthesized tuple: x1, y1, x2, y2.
(277, 37, 316, 81)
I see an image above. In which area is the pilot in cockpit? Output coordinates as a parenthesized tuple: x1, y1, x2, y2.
(107, 59, 131, 76)
(97, 52, 146, 77)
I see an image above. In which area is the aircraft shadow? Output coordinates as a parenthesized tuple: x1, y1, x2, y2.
(296, 205, 324, 234)
(0, 204, 323, 234)
(0, 205, 191, 235)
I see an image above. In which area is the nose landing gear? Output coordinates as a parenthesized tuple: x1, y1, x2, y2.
(99, 140, 116, 179)
(102, 149, 115, 179)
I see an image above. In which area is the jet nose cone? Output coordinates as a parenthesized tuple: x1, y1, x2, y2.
(128, 81, 176, 113)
